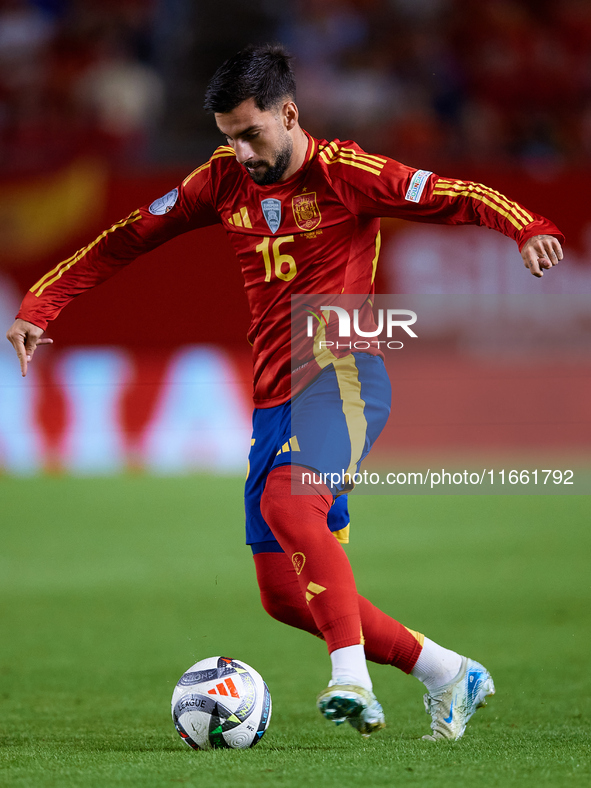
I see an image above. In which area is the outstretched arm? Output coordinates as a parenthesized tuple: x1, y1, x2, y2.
(394, 172, 566, 276)
(325, 149, 565, 275)
(5, 153, 224, 375)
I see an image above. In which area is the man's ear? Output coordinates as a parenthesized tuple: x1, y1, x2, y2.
(282, 101, 299, 131)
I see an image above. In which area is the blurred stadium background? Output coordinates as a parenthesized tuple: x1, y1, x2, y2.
(0, 0, 590, 475)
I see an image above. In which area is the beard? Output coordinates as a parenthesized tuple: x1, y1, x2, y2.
(244, 136, 293, 185)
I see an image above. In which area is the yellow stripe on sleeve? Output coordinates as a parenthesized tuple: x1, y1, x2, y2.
(319, 145, 386, 173)
(30, 211, 142, 297)
(30, 248, 81, 290)
(319, 143, 385, 175)
(435, 179, 533, 226)
(436, 178, 534, 223)
(182, 150, 235, 186)
(334, 157, 382, 176)
(432, 187, 525, 230)
(320, 154, 382, 176)
(341, 147, 387, 166)
(182, 162, 210, 186)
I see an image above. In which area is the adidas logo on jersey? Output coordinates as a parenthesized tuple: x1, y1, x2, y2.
(228, 207, 252, 228)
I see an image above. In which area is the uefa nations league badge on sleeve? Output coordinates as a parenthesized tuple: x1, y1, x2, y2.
(149, 188, 179, 215)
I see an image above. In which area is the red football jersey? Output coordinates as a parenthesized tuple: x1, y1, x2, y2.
(18, 132, 564, 406)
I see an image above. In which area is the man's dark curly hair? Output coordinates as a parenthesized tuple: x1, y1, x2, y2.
(204, 44, 296, 114)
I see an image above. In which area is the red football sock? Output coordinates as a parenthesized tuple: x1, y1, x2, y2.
(254, 547, 423, 672)
(358, 596, 423, 672)
(260, 465, 362, 652)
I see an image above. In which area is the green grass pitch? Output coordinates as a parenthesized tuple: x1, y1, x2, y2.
(0, 476, 589, 788)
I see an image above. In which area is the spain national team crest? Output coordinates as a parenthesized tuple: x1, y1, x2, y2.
(261, 198, 282, 234)
(292, 192, 321, 231)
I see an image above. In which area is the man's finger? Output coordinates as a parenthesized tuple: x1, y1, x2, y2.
(542, 237, 563, 263)
(5, 330, 27, 376)
(15, 339, 28, 377)
(549, 240, 563, 262)
(25, 336, 37, 355)
(539, 243, 557, 267)
(19, 337, 53, 374)
(546, 237, 563, 260)
(524, 254, 543, 277)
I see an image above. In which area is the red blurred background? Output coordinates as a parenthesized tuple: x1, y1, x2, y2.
(0, 0, 589, 475)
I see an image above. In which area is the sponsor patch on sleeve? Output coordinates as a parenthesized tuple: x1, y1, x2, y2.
(405, 170, 432, 203)
(149, 188, 179, 215)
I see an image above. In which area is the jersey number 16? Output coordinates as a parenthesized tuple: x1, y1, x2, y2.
(255, 236, 297, 282)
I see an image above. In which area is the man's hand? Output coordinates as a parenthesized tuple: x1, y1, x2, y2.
(6, 319, 53, 377)
(521, 235, 563, 277)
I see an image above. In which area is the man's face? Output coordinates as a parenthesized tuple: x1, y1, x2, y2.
(215, 98, 294, 185)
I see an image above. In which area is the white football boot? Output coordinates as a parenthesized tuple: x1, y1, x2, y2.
(317, 678, 386, 737)
(422, 656, 495, 740)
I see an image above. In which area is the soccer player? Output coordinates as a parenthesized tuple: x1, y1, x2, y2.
(6, 45, 564, 740)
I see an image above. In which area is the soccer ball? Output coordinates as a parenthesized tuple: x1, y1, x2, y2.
(171, 656, 272, 750)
